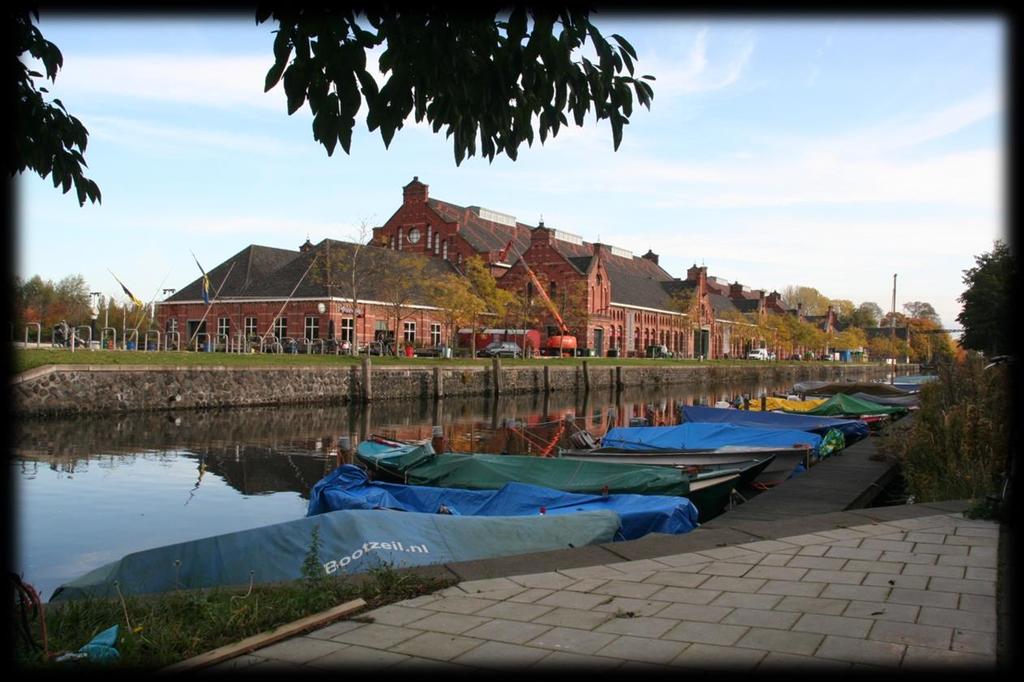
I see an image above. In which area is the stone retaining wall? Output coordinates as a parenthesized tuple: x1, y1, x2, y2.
(12, 361, 908, 418)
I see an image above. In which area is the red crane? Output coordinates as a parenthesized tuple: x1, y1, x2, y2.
(520, 257, 578, 356)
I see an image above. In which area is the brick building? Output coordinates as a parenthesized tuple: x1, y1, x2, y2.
(160, 177, 798, 358)
(157, 238, 458, 353)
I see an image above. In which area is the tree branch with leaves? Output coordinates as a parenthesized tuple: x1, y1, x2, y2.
(257, 6, 655, 164)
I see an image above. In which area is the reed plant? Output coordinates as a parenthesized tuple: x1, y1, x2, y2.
(881, 353, 1010, 515)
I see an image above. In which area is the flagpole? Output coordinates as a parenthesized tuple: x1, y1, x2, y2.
(187, 261, 237, 350)
(131, 270, 172, 335)
(262, 254, 319, 341)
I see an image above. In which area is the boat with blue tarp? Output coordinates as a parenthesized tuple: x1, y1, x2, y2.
(308, 464, 700, 541)
(49, 507, 620, 602)
(679, 405, 870, 445)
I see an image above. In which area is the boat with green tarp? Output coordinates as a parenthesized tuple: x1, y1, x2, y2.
(355, 438, 743, 521)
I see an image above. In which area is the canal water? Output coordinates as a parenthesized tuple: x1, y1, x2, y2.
(13, 377, 803, 600)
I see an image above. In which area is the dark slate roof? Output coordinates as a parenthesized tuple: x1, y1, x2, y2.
(709, 292, 741, 317)
(732, 298, 761, 313)
(165, 245, 301, 302)
(427, 198, 532, 261)
(548, 239, 682, 310)
(165, 239, 457, 305)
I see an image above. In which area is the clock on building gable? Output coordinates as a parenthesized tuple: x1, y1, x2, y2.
(408, 227, 421, 244)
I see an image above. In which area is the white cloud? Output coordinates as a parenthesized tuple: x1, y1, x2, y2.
(642, 28, 755, 96)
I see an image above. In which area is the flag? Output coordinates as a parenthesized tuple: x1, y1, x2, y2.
(111, 271, 144, 309)
(192, 251, 211, 305)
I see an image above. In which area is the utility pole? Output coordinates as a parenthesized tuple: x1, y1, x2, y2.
(890, 273, 897, 384)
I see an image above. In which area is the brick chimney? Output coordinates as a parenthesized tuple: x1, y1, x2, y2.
(403, 176, 428, 204)
(686, 264, 706, 282)
(729, 281, 745, 299)
(531, 219, 554, 246)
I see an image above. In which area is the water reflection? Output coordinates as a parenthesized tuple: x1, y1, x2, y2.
(13, 378, 790, 599)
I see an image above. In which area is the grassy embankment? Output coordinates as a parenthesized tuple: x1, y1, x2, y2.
(13, 545, 455, 671)
(13, 346, 855, 374)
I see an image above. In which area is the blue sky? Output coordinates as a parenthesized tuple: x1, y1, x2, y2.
(16, 12, 1006, 331)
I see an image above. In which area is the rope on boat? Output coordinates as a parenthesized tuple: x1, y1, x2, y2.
(11, 573, 48, 659)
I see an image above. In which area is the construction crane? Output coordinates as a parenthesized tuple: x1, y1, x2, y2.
(520, 257, 578, 357)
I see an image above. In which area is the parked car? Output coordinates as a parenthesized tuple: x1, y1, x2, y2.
(481, 341, 522, 358)
(747, 348, 772, 360)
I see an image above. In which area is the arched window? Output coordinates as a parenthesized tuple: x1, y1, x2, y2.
(397, 227, 403, 250)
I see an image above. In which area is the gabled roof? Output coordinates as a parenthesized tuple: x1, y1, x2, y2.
(165, 239, 458, 305)
(166, 244, 301, 302)
(427, 198, 533, 262)
(709, 293, 741, 317)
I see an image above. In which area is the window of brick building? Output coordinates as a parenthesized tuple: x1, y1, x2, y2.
(244, 317, 257, 338)
(217, 317, 229, 338)
(341, 317, 354, 342)
(404, 321, 416, 344)
(304, 316, 319, 340)
(273, 317, 287, 339)
(430, 323, 441, 346)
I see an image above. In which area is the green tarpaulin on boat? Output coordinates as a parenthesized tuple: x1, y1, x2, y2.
(357, 439, 691, 496)
(788, 393, 909, 418)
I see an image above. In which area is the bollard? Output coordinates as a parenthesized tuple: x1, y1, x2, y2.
(431, 425, 446, 453)
(337, 435, 351, 467)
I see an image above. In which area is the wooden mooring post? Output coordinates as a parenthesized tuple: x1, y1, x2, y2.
(361, 356, 372, 402)
(492, 356, 503, 396)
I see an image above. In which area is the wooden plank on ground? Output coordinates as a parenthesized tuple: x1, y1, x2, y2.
(160, 597, 366, 673)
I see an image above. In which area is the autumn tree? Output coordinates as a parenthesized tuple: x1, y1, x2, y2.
(780, 285, 831, 316)
(845, 301, 883, 329)
(431, 273, 484, 352)
(463, 256, 514, 357)
(376, 252, 431, 354)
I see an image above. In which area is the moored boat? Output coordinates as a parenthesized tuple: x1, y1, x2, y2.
(308, 464, 700, 541)
(679, 405, 870, 445)
(50, 506, 620, 603)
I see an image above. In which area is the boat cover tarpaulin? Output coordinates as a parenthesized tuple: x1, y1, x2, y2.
(680, 405, 870, 444)
(601, 423, 822, 454)
(50, 507, 619, 602)
(849, 392, 920, 408)
(400, 452, 691, 497)
(356, 438, 436, 476)
(747, 397, 826, 412)
(309, 465, 699, 541)
(789, 393, 909, 418)
(793, 381, 913, 397)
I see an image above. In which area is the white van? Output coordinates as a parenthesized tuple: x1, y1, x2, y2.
(747, 348, 771, 360)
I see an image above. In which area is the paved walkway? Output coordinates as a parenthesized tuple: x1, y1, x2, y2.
(209, 509, 1001, 672)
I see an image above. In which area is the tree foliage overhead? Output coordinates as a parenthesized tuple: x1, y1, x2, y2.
(11, 9, 101, 206)
(256, 6, 655, 164)
(958, 239, 1013, 356)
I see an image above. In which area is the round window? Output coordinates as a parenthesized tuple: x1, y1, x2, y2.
(408, 227, 421, 244)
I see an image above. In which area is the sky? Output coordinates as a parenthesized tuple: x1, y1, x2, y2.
(15, 11, 1008, 332)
